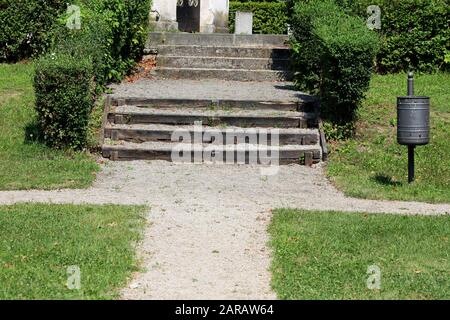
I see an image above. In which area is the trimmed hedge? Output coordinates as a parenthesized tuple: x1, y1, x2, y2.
(33, 0, 152, 149)
(34, 54, 94, 149)
(229, 1, 288, 34)
(290, 0, 380, 138)
(0, 0, 66, 62)
(338, 0, 450, 73)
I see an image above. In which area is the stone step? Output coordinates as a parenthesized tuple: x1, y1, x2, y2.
(152, 45, 291, 59)
(148, 32, 289, 47)
(104, 124, 320, 146)
(107, 106, 317, 128)
(109, 97, 317, 113)
(102, 140, 322, 165)
(157, 55, 290, 71)
(155, 67, 293, 81)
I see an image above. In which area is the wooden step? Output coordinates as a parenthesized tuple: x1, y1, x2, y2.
(102, 140, 322, 165)
(109, 97, 318, 113)
(107, 106, 317, 128)
(104, 124, 320, 146)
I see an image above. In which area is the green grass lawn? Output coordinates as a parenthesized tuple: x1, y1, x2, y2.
(0, 204, 147, 299)
(0, 63, 99, 190)
(269, 209, 450, 300)
(327, 72, 450, 203)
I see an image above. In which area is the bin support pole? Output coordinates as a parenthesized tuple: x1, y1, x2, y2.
(407, 72, 415, 184)
(408, 72, 414, 96)
(408, 145, 415, 183)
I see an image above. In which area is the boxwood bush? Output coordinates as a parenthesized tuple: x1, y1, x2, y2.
(0, 0, 66, 62)
(33, 0, 152, 149)
(229, 1, 288, 34)
(290, 0, 380, 138)
(83, 0, 152, 82)
(338, 0, 450, 73)
(34, 54, 94, 149)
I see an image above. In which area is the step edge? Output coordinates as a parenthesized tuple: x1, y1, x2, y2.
(156, 66, 291, 72)
(104, 123, 320, 134)
(102, 142, 322, 152)
(158, 55, 290, 61)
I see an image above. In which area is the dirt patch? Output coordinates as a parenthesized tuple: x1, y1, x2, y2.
(125, 56, 156, 83)
(0, 91, 21, 105)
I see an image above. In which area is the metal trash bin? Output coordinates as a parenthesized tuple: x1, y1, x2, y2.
(396, 72, 430, 183)
(397, 96, 430, 146)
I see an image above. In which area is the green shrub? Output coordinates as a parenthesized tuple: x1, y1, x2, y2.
(229, 1, 288, 34)
(290, 0, 380, 137)
(338, 0, 450, 73)
(34, 54, 94, 149)
(81, 0, 152, 82)
(0, 0, 66, 62)
(50, 5, 112, 89)
(32, 0, 152, 149)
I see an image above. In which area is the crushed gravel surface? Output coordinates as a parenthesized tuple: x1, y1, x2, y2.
(109, 79, 310, 102)
(0, 161, 448, 300)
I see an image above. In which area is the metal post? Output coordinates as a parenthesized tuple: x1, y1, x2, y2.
(408, 72, 414, 96)
(407, 72, 414, 184)
(408, 145, 415, 183)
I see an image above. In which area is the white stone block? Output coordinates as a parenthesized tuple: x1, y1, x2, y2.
(235, 11, 253, 35)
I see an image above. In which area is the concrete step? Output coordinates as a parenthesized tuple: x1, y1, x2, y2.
(102, 140, 322, 165)
(148, 32, 289, 47)
(104, 124, 320, 146)
(157, 55, 290, 71)
(108, 97, 317, 113)
(154, 67, 293, 81)
(107, 106, 317, 128)
(152, 45, 291, 59)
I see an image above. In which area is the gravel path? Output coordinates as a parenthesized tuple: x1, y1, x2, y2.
(0, 161, 448, 300)
(109, 79, 311, 102)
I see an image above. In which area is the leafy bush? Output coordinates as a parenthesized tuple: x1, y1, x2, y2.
(338, 0, 450, 73)
(229, 1, 288, 34)
(34, 54, 94, 149)
(68, 0, 152, 83)
(84, 0, 152, 82)
(0, 0, 66, 62)
(290, 0, 380, 138)
(33, 0, 152, 149)
(50, 7, 111, 90)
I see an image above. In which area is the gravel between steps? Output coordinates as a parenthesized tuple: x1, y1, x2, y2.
(0, 161, 449, 300)
(113, 105, 309, 117)
(109, 79, 311, 102)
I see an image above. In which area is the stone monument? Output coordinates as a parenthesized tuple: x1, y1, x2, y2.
(151, 0, 230, 33)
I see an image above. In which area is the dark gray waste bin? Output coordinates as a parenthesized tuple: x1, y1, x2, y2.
(397, 96, 430, 146)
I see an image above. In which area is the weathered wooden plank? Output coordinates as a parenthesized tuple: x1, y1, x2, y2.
(109, 97, 310, 112)
(102, 144, 321, 165)
(106, 126, 319, 146)
(109, 113, 307, 128)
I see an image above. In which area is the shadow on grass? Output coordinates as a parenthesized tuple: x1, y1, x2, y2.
(372, 174, 403, 187)
(24, 121, 45, 145)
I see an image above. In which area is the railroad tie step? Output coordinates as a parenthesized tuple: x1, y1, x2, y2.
(102, 141, 322, 165)
(104, 124, 320, 146)
(107, 106, 316, 129)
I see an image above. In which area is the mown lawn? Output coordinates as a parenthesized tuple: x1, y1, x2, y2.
(327, 73, 450, 203)
(269, 209, 450, 300)
(0, 63, 99, 190)
(0, 204, 147, 299)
